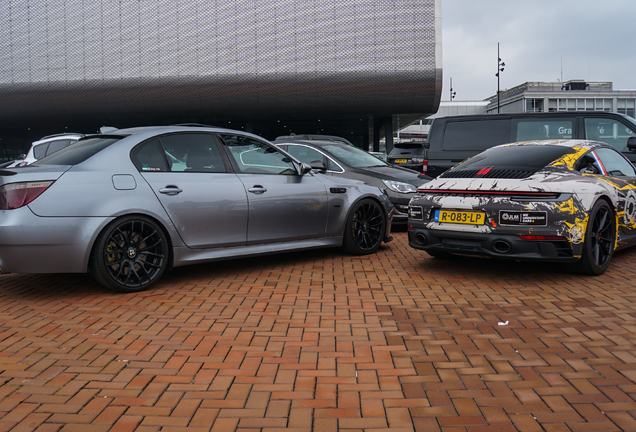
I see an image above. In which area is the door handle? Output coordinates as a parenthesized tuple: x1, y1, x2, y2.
(159, 186, 183, 195)
(248, 186, 267, 194)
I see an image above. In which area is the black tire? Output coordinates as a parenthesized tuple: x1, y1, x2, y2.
(342, 199, 386, 255)
(566, 200, 615, 276)
(90, 216, 169, 292)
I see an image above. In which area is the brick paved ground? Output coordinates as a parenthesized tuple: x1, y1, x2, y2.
(1, 232, 636, 432)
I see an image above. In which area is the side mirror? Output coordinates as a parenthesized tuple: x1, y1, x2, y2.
(309, 160, 327, 173)
(628, 137, 636, 152)
(299, 162, 313, 175)
(17, 154, 26, 160)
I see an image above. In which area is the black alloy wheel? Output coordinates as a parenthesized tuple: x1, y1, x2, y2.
(342, 199, 386, 255)
(567, 200, 615, 275)
(90, 216, 168, 292)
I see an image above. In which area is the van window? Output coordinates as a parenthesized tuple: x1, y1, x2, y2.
(584, 118, 636, 152)
(442, 119, 510, 151)
(515, 119, 574, 141)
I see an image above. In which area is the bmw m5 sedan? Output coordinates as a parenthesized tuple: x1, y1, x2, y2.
(408, 139, 636, 275)
(0, 125, 394, 292)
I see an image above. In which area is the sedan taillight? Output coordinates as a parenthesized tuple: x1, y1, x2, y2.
(0, 181, 54, 210)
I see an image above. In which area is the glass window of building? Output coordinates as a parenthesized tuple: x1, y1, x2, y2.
(525, 98, 544, 112)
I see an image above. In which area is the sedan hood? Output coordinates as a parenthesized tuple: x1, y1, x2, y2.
(354, 165, 430, 186)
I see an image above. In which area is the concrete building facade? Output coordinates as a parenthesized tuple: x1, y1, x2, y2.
(0, 0, 442, 160)
(486, 80, 636, 117)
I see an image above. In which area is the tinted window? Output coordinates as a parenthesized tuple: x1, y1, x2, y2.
(515, 119, 574, 141)
(455, 144, 576, 171)
(45, 139, 71, 156)
(585, 118, 636, 152)
(442, 119, 510, 151)
(33, 143, 50, 159)
(220, 134, 297, 175)
(285, 144, 342, 172)
(595, 147, 636, 177)
(158, 134, 226, 173)
(132, 139, 170, 172)
(37, 137, 121, 165)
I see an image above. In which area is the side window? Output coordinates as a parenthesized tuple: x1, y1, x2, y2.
(45, 140, 71, 156)
(442, 119, 510, 151)
(132, 139, 170, 172)
(158, 134, 226, 173)
(515, 119, 574, 141)
(584, 118, 636, 152)
(33, 143, 50, 159)
(595, 147, 636, 177)
(219, 134, 297, 175)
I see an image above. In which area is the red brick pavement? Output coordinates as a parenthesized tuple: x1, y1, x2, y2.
(1, 232, 636, 431)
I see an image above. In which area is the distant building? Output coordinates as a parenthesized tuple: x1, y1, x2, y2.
(486, 80, 636, 117)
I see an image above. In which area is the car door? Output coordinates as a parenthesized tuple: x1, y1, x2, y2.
(218, 134, 329, 244)
(133, 133, 249, 249)
(591, 147, 636, 243)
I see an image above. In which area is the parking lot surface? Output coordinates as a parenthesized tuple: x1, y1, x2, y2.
(1, 232, 636, 432)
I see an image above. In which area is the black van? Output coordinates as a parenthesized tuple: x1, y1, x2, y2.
(425, 111, 636, 178)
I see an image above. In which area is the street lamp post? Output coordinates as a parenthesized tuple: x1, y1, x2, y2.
(450, 77, 456, 101)
(495, 43, 505, 113)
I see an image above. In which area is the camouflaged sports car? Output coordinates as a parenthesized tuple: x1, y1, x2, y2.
(408, 139, 636, 275)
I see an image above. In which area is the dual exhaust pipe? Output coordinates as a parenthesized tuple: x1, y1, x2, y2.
(413, 231, 512, 254)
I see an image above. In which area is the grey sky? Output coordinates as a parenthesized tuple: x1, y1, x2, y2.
(441, 0, 636, 101)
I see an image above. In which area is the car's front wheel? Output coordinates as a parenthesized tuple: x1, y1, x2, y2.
(342, 199, 386, 255)
(90, 216, 169, 292)
(567, 199, 615, 275)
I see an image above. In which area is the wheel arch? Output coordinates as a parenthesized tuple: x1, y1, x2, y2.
(87, 212, 175, 273)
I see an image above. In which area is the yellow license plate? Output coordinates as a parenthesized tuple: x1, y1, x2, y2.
(435, 210, 485, 225)
(394, 159, 408, 163)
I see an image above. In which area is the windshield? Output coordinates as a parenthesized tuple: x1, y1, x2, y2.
(36, 137, 121, 166)
(322, 144, 388, 168)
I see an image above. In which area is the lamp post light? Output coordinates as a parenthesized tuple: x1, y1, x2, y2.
(495, 43, 505, 113)
(450, 77, 456, 101)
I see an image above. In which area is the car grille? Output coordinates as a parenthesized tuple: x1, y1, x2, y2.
(441, 169, 534, 179)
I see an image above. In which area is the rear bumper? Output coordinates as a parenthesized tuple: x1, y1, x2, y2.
(408, 228, 578, 262)
(0, 206, 112, 273)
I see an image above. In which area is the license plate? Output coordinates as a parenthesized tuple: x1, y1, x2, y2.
(434, 209, 485, 225)
(394, 159, 408, 163)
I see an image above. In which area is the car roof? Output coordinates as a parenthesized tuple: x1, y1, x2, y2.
(274, 134, 354, 145)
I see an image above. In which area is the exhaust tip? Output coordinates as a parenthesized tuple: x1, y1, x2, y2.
(415, 233, 427, 246)
(492, 240, 512, 254)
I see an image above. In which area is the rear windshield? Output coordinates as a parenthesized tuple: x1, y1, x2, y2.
(36, 137, 121, 166)
(454, 144, 576, 171)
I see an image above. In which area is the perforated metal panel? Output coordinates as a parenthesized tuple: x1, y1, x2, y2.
(0, 0, 441, 128)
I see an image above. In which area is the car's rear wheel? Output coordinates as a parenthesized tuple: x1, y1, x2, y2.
(342, 199, 386, 255)
(567, 200, 615, 275)
(90, 216, 169, 292)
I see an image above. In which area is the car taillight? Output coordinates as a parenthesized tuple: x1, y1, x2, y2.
(412, 157, 424, 163)
(422, 159, 428, 175)
(0, 181, 54, 210)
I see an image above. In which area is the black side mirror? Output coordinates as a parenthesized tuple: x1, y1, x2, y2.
(309, 160, 327, 173)
(628, 137, 636, 152)
(299, 162, 313, 175)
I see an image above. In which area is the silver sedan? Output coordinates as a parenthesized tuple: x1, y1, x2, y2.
(0, 126, 393, 292)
